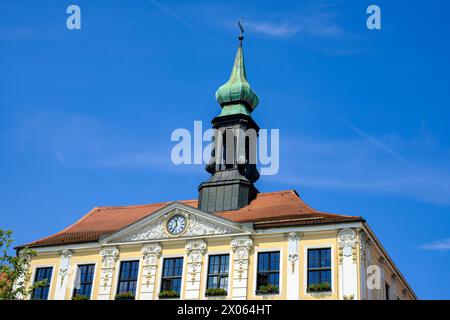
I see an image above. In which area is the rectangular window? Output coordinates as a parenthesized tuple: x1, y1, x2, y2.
(307, 248, 332, 291)
(160, 257, 183, 296)
(73, 264, 95, 299)
(256, 251, 280, 293)
(206, 254, 229, 290)
(31, 267, 53, 300)
(116, 260, 139, 296)
(385, 282, 390, 300)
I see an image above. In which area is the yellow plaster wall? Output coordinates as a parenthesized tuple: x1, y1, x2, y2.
(25, 231, 414, 300)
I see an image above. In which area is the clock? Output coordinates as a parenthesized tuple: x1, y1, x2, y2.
(166, 215, 187, 236)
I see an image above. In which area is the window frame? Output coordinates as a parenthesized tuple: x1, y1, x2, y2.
(31, 266, 54, 300)
(303, 245, 335, 296)
(205, 254, 230, 292)
(159, 256, 184, 298)
(306, 248, 332, 292)
(115, 260, 140, 297)
(253, 248, 283, 296)
(72, 263, 96, 299)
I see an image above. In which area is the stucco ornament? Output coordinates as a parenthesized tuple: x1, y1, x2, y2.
(231, 238, 253, 279)
(122, 209, 235, 242)
(287, 232, 302, 273)
(402, 288, 408, 298)
(338, 228, 357, 264)
(61, 249, 73, 260)
(185, 240, 207, 284)
(141, 244, 161, 287)
(359, 231, 371, 264)
(58, 249, 72, 288)
(100, 247, 119, 287)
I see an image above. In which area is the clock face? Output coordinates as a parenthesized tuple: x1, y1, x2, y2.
(167, 215, 187, 236)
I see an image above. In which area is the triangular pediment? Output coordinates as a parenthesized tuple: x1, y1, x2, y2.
(101, 202, 252, 244)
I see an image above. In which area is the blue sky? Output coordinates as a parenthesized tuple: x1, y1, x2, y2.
(1, 0, 449, 299)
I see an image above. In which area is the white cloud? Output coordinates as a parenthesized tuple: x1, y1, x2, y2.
(245, 21, 302, 38)
(421, 239, 450, 251)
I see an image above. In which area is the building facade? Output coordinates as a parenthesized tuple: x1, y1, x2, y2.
(19, 32, 416, 301)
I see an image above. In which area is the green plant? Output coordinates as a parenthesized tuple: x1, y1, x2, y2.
(115, 292, 135, 300)
(72, 294, 89, 300)
(307, 282, 331, 292)
(0, 229, 47, 300)
(205, 288, 227, 297)
(256, 284, 279, 295)
(159, 290, 180, 299)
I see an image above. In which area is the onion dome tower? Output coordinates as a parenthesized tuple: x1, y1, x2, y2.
(198, 22, 260, 212)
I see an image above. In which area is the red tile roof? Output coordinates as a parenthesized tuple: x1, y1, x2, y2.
(23, 190, 362, 248)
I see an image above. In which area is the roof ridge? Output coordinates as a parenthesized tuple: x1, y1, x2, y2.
(87, 191, 293, 211)
(314, 210, 362, 219)
(95, 199, 197, 210)
(256, 190, 296, 197)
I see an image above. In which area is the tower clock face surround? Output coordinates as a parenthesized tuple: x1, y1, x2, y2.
(166, 214, 187, 236)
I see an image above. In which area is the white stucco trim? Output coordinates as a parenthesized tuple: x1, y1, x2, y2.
(102, 202, 251, 244)
(256, 222, 363, 236)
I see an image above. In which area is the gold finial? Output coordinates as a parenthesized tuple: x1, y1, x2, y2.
(238, 17, 244, 43)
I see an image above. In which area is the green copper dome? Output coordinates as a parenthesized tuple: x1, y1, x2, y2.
(215, 42, 259, 116)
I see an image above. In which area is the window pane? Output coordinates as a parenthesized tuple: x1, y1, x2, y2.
(321, 270, 331, 284)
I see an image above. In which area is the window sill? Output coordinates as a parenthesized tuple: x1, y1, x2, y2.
(306, 291, 332, 299)
(205, 295, 228, 300)
(255, 291, 280, 296)
(158, 296, 180, 300)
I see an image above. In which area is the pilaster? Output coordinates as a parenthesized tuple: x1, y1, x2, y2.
(359, 230, 371, 300)
(185, 240, 207, 299)
(230, 237, 253, 299)
(286, 232, 302, 299)
(139, 244, 161, 300)
(338, 228, 358, 300)
(98, 246, 119, 300)
(54, 249, 72, 300)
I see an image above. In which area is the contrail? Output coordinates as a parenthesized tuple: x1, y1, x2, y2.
(147, 0, 224, 47)
(330, 111, 417, 171)
(330, 110, 450, 193)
